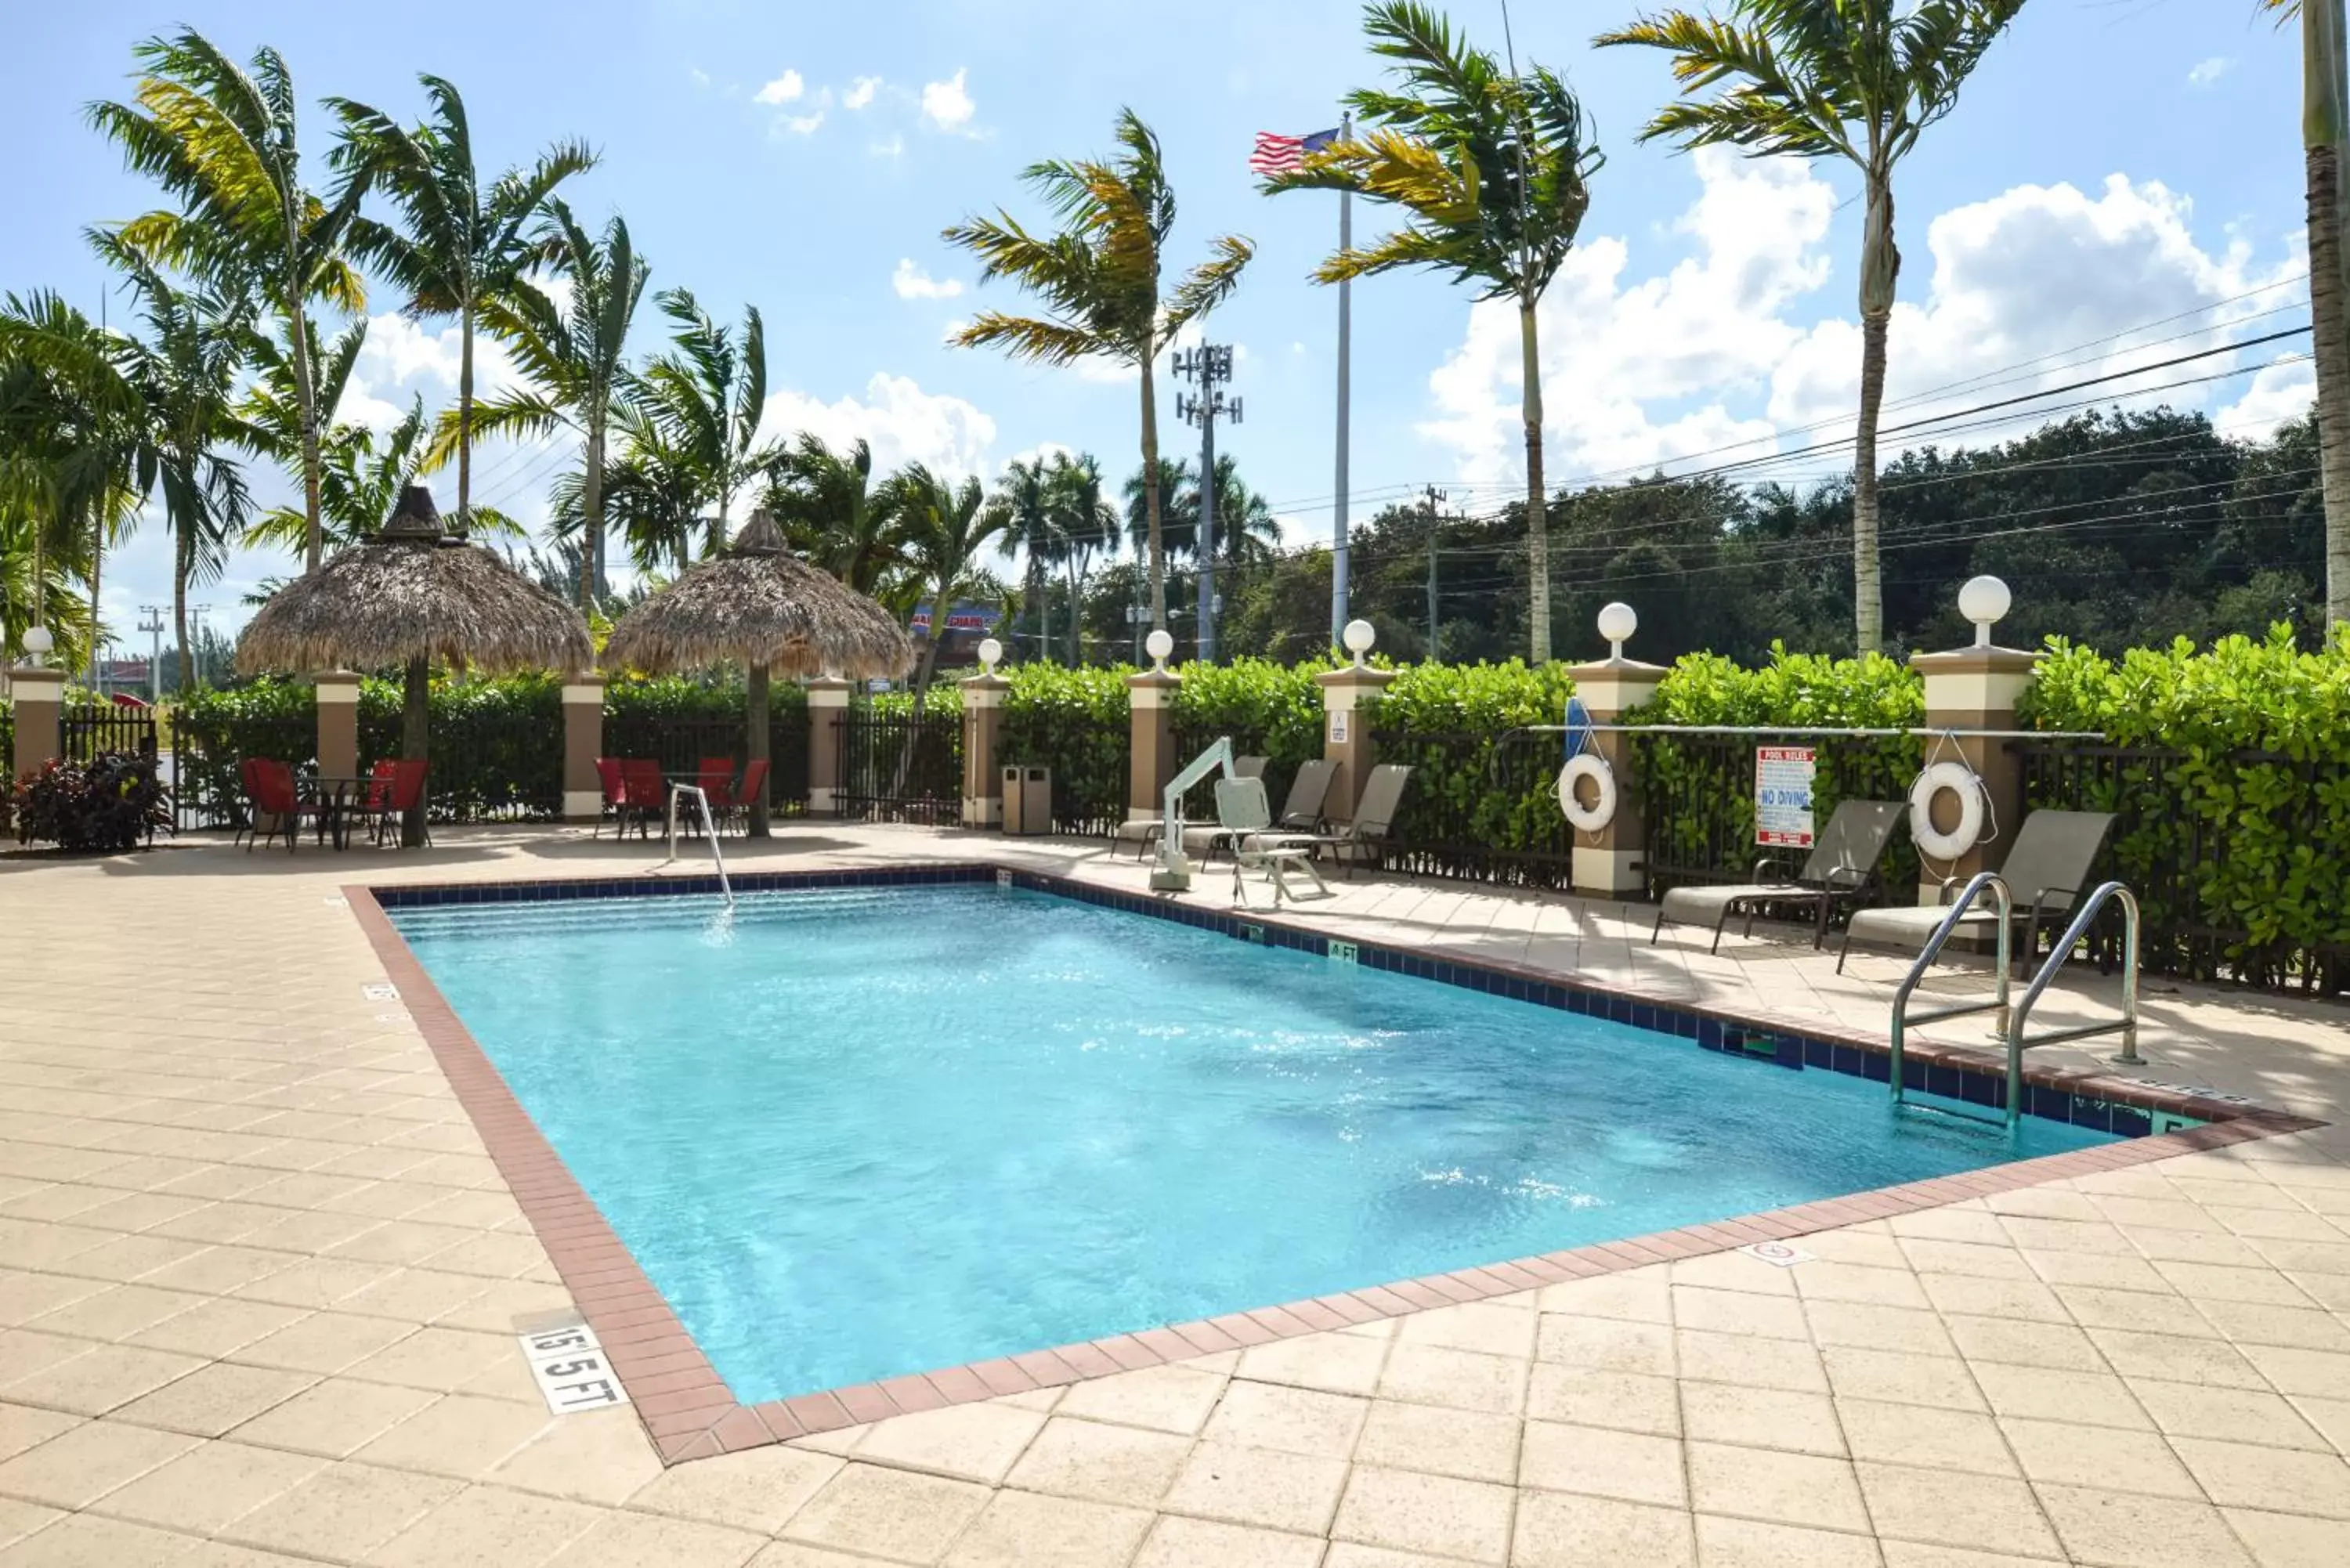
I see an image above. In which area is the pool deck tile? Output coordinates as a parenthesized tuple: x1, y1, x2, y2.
(7, 822, 2350, 1565)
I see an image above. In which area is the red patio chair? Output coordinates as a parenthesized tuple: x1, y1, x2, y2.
(375, 759, 432, 847)
(346, 761, 399, 847)
(727, 758, 770, 834)
(694, 756, 737, 832)
(241, 758, 318, 853)
(592, 757, 631, 839)
(620, 758, 667, 838)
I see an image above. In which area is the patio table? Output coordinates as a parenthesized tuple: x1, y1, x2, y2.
(307, 776, 374, 851)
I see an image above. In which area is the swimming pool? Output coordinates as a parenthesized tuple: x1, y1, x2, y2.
(389, 877, 2116, 1405)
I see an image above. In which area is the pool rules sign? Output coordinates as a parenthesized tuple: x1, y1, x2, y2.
(1754, 745, 1817, 848)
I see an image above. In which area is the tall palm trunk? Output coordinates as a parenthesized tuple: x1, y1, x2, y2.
(400, 653, 429, 847)
(1140, 335, 1167, 630)
(580, 420, 606, 611)
(1853, 168, 1899, 656)
(1520, 294, 1550, 664)
(746, 662, 770, 837)
(87, 533, 103, 688)
(2307, 0, 2350, 628)
(173, 530, 193, 693)
(287, 290, 325, 573)
(456, 298, 475, 523)
(1068, 558, 1085, 664)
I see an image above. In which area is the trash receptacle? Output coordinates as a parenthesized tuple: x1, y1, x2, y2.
(1002, 764, 1052, 835)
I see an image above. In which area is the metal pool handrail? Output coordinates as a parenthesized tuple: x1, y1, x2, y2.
(2007, 883, 2142, 1121)
(664, 782, 734, 908)
(1891, 872, 2012, 1119)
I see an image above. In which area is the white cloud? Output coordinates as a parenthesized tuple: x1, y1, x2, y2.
(783, 111, 826, 135)
(892, 259, 965, 300)
(844, 75, 880, 110)
(753, 69, 805, 105)
(940, 317, 969, 345)
(870, 134, 906, 160)
(2188, 56, 2236, 89)
(689, 67, 711, 89)
(2216, 357, 2314, 439)
(921, 68, 977, 133)
(757, 373, 998, 480)
(1422, 148, 2301, 489)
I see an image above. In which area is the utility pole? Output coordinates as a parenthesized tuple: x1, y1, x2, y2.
(1419, 486, 1447, 656)
(187, 605, 212, 691)
(1173, 344, 1241, 663)
(137, 605, 165, 703)
(1332, 110, 1353, 650)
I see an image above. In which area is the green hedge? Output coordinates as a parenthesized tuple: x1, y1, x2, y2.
(1000, 664, 1130, 833)
(1365, 660, 1580, 881)
(1630, 647, 1926, 894)
(2021, 627, 2350, 986)
(1168, 657, 1328, 816)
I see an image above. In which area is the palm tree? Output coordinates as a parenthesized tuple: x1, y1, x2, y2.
(1123, 457, 1191, 558)
(764, 433, 902, 592)
(632, 287, 781, 555)
(458, 201, 647, 608)
(1597, 0, 2024, 653)
(884, 464, 1009, 710)
(992, 455, 1062, 662)
(1194, 454, 1282, 569)
(88, 28, 369, 573)
(1263, 2, 1600, 663)
(1047, 452, 1120, 663)
(327, 75, 596, 529)
(86, 232, 256, 690)
(943, 108, 1253, 630)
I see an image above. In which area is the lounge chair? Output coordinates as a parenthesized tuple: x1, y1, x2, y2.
(1119, 754, 1269, 860)
(620, 758, 667, 839)
(1213, 776, 1329, 907)
(1652, 798, 1908, 954)
(1307, 763, 1415, 878)
(1838, 807, 2117, 974)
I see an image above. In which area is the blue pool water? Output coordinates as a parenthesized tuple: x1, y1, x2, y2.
(392, 883, 2113, 1402)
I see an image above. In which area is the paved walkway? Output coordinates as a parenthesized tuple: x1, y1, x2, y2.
(2, 823, 2348, 1567)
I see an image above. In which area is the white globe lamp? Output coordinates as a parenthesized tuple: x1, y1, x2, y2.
(1342, 618, 1376, 667)
(1958, 575, 2011, 647)
(22, 625, 54, 664)
(976, 637, 1003, 673)
(1144, 627, 1175, 672)
(1596, 602, 1638, 659)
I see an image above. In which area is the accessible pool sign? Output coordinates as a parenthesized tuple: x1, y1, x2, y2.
(518, 1321, 630, 1414)
(1754, 745, 1817, 847)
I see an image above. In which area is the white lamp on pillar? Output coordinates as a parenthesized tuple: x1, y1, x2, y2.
(1596, 602, 1637, 660)
(1144, 628, 1174, 674)
(21, 626, 53, 667)
(1958, 575, 2011, 648)
(977, 637, 1003, 673)
(1342, 618, 1376, 669)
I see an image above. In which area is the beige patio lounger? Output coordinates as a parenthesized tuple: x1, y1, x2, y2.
(1213, 776, 1329, 907)
(1837, 808, 2117, 974)
(1116, 755, 1267, 860)
(1307, 763, 1415, 879)
(1652, 799, 1907, 954)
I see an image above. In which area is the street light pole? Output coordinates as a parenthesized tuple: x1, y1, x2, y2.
(1173, 344, 1242, 663)
(137, 605, 165, 703)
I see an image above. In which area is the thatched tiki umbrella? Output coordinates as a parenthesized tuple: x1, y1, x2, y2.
(239, 486, 594, 847)
(602, 509, 912, 836)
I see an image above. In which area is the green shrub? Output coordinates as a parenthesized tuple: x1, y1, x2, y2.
(1364, 661, 1580, 881)
(1001, 664, 1131, 832)
(1170, 657, 1326, 814)
(13, 753, 172, 852)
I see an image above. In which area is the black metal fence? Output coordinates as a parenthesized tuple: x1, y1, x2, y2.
(63, 704, 159, 763)
(602, 709, 812, 816)
(2015, 741, 2350, 993)
(1005, 711, 1128, 836)
(837, 703, 962, 825)
(1378, 728, 1574, 888)
(170, 708, 313, 831)
(1629, 729, 1925, 901)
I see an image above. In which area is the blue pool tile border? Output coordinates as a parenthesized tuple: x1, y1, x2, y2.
(374, 860, 2274, 1140)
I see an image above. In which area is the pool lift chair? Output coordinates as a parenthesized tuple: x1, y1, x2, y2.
(1150, 738, 1331, 907)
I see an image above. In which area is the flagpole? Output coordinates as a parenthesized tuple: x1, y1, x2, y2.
(1331, 111, 1353, 652)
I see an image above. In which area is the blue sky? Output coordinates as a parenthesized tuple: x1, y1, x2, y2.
(2, 1, 2309, 644)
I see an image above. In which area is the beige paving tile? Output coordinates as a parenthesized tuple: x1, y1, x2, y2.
(342, 1325, 519, 1393)
(1511, 1490, 1694, 1568)
(1692, 1512, 1884, 1568)
(778, 1462, 991, 1563)
(2160, 1260, 2325, 1309)
(1202, 1380, 1368, 1459)
(217, 1459, 459, 1562)
(1819, 1346, 1976, 1411)
(369, 1481, 605, 1568)
(1234, 1331, 1389, 1396)
(1397, 1302, 1536, 1358)
(1129, 1513, 1325, 1568)
(486, 1404, 663, 1507)
(1674, 1287, 1810, 1342)
(0, 1410, 81, 1469)
(22, 1285, 209, 1343)
(627, 1443, 844, 1534)
(1996, 1416, 2201, 1498)
(1686, 1440, 1867, 1531)
(543, 1510, 765, 1568)
(1525, 1364, 1679, 1436)
(0, 1418, 200, 1509)
(226, 1376, 440, 1458)
(1942, 1316, 2102, 1372)
(88, 1440, 324, 1535)
(1682, 1383, 1846, 1457)
(121, 1298, 307, 1360)
(0, 1509, 203, 1566)
(2196, 1299, 2350, 1353)
(2128, 1378, 2333, 1449)
(850, 1400, 1046, 1485)
(109, 1360, 314, 1437)
(2025, 1249, 2171, 1295)
(1853, 1464, 2059, 1559)
(1353, 1399, 1520, 1483)
(2169, 1436, 2350, 1517)
(1915, 1274, 2068, 1324)
(1330, 1465, 1513, 1564)
(1519, 1419, 1684, 1506)
(231, 1310, 418, 1375)
(2031, 1482, 2254, 1568)
(1, 1342, 203, 1416)
(352, 1393, 553, 1480)
(2221, 1507, 2350, 1568)
(2087, 1327, 2268, 1388)
(1538, 1316, 1674, 1377)
(0, 1500, 63, 1554)
(1056, 1364, 1227, 1435)
(1007, 1417, 1191, 1507)
(1162, 1439, 1349, 1534)
(1678, 1329, 1828, 1395)
(941, 1489, 1149, 1568)
(2242, 1343, 2350, 1401)
(1376, 1344, 1526, 1414)
(1834, 1400, 2016, 1477)
(1538, 1271, 1673, 1323)
(1965, 1363, 2149, 1430)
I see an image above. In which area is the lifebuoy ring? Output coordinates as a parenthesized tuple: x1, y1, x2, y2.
(1558, 754, 1617, 833)
(1910, 761, 1986, 861)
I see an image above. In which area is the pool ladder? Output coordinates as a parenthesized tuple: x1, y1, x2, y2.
(663, 783, 734, 909)
(1889, 873, 2141, 1129)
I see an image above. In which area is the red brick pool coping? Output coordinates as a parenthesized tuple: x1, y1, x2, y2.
(345, 870, 2323, 1467)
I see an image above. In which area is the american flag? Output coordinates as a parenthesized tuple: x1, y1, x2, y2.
(1249, 127, 1340, 175)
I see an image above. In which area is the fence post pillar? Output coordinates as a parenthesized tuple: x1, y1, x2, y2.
(560, 672, 606, 824)
(807, 676, 851, 816)
(1565, 605, 1667, 898)
(960, 639, 1009, 828)
(1126, 634, 1180, 826)
(6, 667, 62, 780)
(1314, 621, 1394, 823)
(1908, 576, 2039, 905)
(314, 671, 361, 786)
